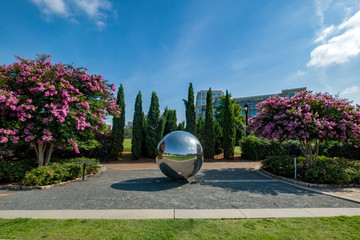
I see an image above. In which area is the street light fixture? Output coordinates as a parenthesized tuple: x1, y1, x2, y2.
(243, 103, 249, 137)
(243, 103, 249, 126)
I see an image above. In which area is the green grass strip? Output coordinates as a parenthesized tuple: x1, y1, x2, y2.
(1, 216, 360, 239)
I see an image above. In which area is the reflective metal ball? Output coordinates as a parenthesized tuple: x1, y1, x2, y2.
(156, 131, 204, 181)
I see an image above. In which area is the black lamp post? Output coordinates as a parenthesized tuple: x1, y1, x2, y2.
(243, 103, 249, 137)
(243, 103, 249, 126)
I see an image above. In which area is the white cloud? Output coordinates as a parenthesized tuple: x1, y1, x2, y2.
(340, 86, 360, 105)
(72, 0, 111, 27)
(30, 0, 68, 15)
(308, 10, 360, 67)
(315, 25, 335, 43)
(341, 86, 360, 95)
(30, 0, 111, 28)
(297, 70, 307, 76)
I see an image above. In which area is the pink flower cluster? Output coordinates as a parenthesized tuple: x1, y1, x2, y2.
(248, 91, 360, 145)
(68, 138, 80, 153)
(0, 55, 121, 153)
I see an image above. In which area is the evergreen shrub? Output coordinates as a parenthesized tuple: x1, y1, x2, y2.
(0, 159, 37, 183)
(22, 157, 98, 186)
(261, 155, 306, 178)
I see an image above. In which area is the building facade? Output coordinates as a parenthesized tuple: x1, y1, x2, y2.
(195, 87, 306, 120)
(195, 90, 224, 120)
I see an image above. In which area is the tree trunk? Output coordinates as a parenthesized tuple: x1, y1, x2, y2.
(44, 143, 54, 165)
(35, 143, 47, 166)
(314, 139, 319, 163)
(300, 140, 313, 167)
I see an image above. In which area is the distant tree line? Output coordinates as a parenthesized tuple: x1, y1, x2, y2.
(110, 83, 245, 160)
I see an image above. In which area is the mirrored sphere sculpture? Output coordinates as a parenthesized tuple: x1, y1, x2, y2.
(156, 131, 204, 181)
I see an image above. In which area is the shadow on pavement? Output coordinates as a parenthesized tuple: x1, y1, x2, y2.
(194, 168, 322, 197)
(111, 177, 185, 192)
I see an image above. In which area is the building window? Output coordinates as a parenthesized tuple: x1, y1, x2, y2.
(250, 104, 257, 110)
(202, 93, 206, 96)
(212, 93, 215, 96)
(250, 111, 258, 117)
(241, 111, 246, 116)
(289, 93, 295, 98)
(197, 97, 201, 100)
(197, 101, 201, 105)
(202, 101, 205, 105)
(217, 93, 221, 96)
(198, 108, 202, 113)
(202, 97, 205, 100)
(217, 100, 221, 105)
(212, 97, 215, 100)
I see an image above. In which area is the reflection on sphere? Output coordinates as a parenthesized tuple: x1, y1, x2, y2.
(156, 131, 204, 181)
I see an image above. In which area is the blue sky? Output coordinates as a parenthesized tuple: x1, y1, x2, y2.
(1, 0, 360, 124)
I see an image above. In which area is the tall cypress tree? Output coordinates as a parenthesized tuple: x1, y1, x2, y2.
(223, 90, 235, 159)
(163, 108, 177, 137)
(110, 84, 125, 159)
(203, 88, 215, 159)
(145, 92, 161, 158)
(131, 91, 143, 160)
(183, 83, 195, 134)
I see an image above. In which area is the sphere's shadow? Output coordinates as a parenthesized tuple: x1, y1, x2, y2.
(111, 177, 186, 192)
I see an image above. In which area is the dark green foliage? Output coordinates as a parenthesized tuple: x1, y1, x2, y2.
(110, 84, 125, 159)
(184, 83, 196, 134)
(215, 95, 246, 145)
(261, 155, 306, 178)
(305, 157, 360, 184)
(141, 113, 147, 157)
(203, 88, 215, 159)
(131, 91, 143, 160)
(22, 157, 99, 186)
(319, 141, 360, 160)
(195, 117, 205, 144)
(240, 135, 271, 160)
(240, 135, 302, 160)
(223, 90, 235, 159)
(214, 120, 223, 155)
(163, 108, 178, 137)
(0, 159, 37, 183)
(145, 92, 162, 158)
(177, 121, 185, 131)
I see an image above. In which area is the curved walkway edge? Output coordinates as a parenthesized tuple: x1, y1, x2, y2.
(1, 208, 360, 219)
(257, 169, 360, 204)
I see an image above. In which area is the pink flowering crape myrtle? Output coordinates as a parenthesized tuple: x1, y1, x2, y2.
(248, 90, 360, 167)
(0, 54, 121, 165)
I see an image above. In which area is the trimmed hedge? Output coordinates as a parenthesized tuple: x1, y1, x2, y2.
(261, 155, 306, 178)
(0, 159, 37, 183)
(261, 155, 360, 185)
(240, 135, 301, 160)
(22, 157, 99, 186)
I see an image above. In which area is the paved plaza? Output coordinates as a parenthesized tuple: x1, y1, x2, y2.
(1, 163, 360, 212)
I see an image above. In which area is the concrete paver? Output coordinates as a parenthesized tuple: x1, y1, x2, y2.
(175, 209, 245, 219)
(1, 208, 360, 219)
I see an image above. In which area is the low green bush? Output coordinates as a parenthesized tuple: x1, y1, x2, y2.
(240, 135, 271, 160)
(262, 155, 360, 185)
(319, 141, 360, 160)
(22, 157, 98, 186)
(240, 135, 302, 160)
(305, 157, 360, 184)
(0, 159, 37, 183)
(261, 155, 306, 178)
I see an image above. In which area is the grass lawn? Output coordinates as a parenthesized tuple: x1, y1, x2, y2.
(234, 145, 241, 155)
(1, 216, 360, 239)
(123, 138, 132, 152)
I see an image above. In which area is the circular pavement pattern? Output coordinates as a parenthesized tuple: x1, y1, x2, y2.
(0, 168, 359, 210)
